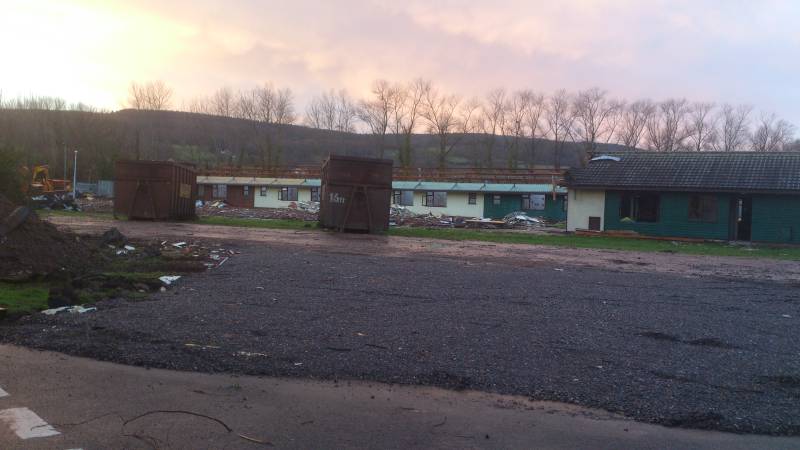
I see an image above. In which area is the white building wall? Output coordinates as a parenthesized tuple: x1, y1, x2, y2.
(566, 189, 606, 231)
(395, 191, 485, 217)
(254, 186, 313, 208)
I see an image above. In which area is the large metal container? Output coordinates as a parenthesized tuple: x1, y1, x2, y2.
(114, 160, 197, 220)
(319, 155, 392, 233)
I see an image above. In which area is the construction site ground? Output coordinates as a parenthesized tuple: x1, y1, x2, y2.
(1, 214, 799, 439)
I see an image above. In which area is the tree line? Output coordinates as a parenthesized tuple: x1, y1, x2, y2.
(0, 79, 798, 180)
(176, 79, 800, 168)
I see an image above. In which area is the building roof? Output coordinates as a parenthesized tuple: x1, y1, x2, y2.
(198, 176, 321, 187)
(199, 176, 566, 194)
(566, 151, 800, 194)
(391, 181, 566, 194)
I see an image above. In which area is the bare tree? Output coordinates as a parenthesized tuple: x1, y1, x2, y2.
(421, 84, 480, 170)
(210, 87, 235, 117)
(500, 91, 529, 168)
(478, 88, 507, 168)
(128, 81, 173, 110)
(390, 78, 430, 169)
(544, 89, 575, 170)
(645, 98, 690, 152)
(357, 80, 395, 159)
(685, 102, 718, 151)
(572, 87, 621, 154)
(273, 88, 296, 125)
(618, 100, 654, 149)
(306, 89, 357, 132)
(520, 91, 546, 167)
(751, 113, 796, 152)
(716, 104, 752, 151)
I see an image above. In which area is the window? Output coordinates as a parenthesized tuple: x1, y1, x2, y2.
(310, 187, 320, 202)
(279, 186, 298, 201)
(243, 185, 250, 197)
(260, 186, 267, 197)
(620, 192, 660, 222)
(393, 190, 414, 206)
(493, 195, 501, 205)
(688, 194, 717, 222)
(521, 194, 545, 210)
(212, 184, 227, 198)
(562, 195, 568, 212)
(423, 191, 447, 207)
(198, 185, 205, 197)
(468, 192, 477, 205)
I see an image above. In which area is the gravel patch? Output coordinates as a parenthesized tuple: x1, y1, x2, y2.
(2, 243, 799, 435)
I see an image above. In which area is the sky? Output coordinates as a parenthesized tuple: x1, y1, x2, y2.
(1, 0, 799, 124)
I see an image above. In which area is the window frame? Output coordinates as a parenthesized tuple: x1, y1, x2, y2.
(393, 190, 414, 206)
(521, 193, 546, 211)
(619, 192, 660, 223)
(422, 191, 447, 207)
(259, 186, 267, 197)
(468, 192, 477, 205)
(492, 194, 501, 205)
(212, 184, 227, 199)
(243, 185, 250, 197)
(688, 194, 718, 223)
(279, 186, 298, 201)
(310, 187, 320, 202)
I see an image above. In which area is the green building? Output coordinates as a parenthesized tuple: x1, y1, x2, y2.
(565, 152, 800, 243)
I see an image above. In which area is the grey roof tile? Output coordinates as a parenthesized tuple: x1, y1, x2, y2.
(566, 151, 800, 193)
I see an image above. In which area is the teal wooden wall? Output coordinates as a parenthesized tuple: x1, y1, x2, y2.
(603, 191, 800, 243)
(603, 191, 732, 240)
(751, 195, 800, 243)
(483, 194, 567, 221)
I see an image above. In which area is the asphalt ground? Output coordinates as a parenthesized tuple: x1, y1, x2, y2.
(6, 345, 799, 450)
(2, 239, 799, 436)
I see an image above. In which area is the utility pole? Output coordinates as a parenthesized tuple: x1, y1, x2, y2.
(72, 150, 78, 199)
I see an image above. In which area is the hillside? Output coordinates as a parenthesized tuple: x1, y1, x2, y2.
(0, 108, 625, 180)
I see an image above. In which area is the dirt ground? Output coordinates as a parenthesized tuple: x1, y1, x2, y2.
(2, 214, 799, 436)
(46, 214, 800, 284)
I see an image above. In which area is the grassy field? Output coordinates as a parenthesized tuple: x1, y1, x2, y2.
(41, 209, 800, 260)
(0, 282, 49, 314)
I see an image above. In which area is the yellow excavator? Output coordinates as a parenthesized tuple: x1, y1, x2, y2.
(23, 165, 72, 198)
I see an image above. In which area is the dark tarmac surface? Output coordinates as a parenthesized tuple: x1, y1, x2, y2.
(2, 241, 799, 436)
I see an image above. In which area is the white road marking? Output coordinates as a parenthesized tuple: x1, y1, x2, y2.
(0, 407, 60, 439)
(0, 386, 8, 398)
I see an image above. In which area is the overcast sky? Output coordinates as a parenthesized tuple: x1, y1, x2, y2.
(2, 0, 798, 124)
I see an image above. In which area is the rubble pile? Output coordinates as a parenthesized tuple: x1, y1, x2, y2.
(502, 211, 547, 228)
(0, 195, 95, 281)
(197, 201, 318, 221)
(75, 196, 113, 213)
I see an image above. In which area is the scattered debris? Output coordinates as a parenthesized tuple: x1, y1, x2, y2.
(198, 203, 317, 221)
(172, 242, 187, 248)
(236, 351, 269, 358)
(503, 211, 546, 228)
(41, 305, 97, 316)
(159, 275, 181, 285)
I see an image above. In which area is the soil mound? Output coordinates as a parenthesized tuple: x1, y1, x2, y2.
(0, 195, 95, 280)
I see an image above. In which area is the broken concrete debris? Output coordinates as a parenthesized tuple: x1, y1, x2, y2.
(159, 275, 181, 285)
(41, 305, 97, 316)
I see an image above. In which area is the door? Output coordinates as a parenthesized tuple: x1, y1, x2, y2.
(729, 197, 752, 241)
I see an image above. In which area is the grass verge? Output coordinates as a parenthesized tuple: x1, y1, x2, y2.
(0, 282, 49, 314)
(41, 211, 800, 260)
(198, 216, 318, 230)
(197, 216, 800, 260)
